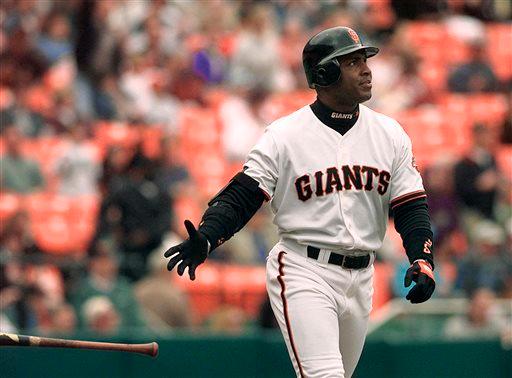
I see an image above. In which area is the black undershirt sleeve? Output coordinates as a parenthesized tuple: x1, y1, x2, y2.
(392, 197, 435, 269)
(198, 174, 265, 252)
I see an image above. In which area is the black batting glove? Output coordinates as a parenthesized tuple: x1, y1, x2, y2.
(404, 259, 435, 304)
(164, 220, 209, 280)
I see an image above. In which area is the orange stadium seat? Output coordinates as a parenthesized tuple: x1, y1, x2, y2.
(466, 94, 509, 127)
(25, 192, 73, 221)
(31, 214, 87, 255)
(187, 150, 227, 198)
(261, 91, 315, 122)
(173, 194, 204, 226)
(487, 23, 512, 80)
(0, 192, 22, 222)
(221, 265, 267, 318)
(140, 126, 164, 159)
(397, 107, 463, 168)
(94, 121, 140, 149)
(178, 106, 221, 153)
(68, 194, 101, 222)
(172, 263, 223, 323)
(418, 60, 447, 93)
(372, 262, 393, 313)
(25, 193, 98, 254)
(403, 22, 446, 63)
(496, 145, 512, 180)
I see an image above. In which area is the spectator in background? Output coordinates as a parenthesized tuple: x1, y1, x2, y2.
(98, 152, 172, 281)
(447, 39, 499, 93)
(423, 156, 459, 253)
(154, 138, 191, 197)
(134, 236, 192, 331)
(370, 50, 432, 113)
(49, 303, 77, 336)
(82, 296, 121, 336)
(454, 220, 510, 296)
(70, 245, 145, 330)
(229, 3, 292, 91)
(219, 87, 268, 162)
(221, 208, 278, 265)
(454, 124, 501, 230)
(0, 125, 44, 193)
(74, 0, 124, 120)
(55, 123, 101, 196)
(206, 305, 247, 335)
(444, 288, 508, 339)
(35, 11, 73, 65)
(1, 28, 48, 91)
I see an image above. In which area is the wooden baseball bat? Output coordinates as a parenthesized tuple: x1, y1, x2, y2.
(0, 333, 158, 358)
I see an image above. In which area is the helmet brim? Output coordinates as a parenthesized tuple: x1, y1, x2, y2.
(318, 45, 379, 66)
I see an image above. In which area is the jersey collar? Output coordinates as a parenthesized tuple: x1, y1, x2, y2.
(310, 99, 359, 136)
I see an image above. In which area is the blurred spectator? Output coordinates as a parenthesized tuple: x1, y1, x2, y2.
(423, 156, 459, 252)
(100, 146, 134, 193)
(1, 28, 48, 90)
(0, 125, 45, 193)
(134, 236, 192, 331)
(219, 87, 268, 162)
(447, 40, 499, 93)
(206, 305, 247, 335)
(36, 11, 73, 65)
(98, 152, 172, 281)
(454, 220, 510, 296)
(370, 50, 432, 113)
(229, 3, 292, 91)
(500, 106, 512, 144)
(70, 246, 145, 330)
(444, 288, 508, 339)
(1, 211, 39, 256)
(391, 0, 447, 20)
(49, 303, 77, 335)
(221, 208, 278, 265)
(154, 138, 191, 197)
(454, 124, 501, 227)
(54, 124, 101, 196)
(82, 296, 120, 336)
(74, 0, 123, 119)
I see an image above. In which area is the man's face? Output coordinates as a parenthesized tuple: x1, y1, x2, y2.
(325, 51, 373, 105)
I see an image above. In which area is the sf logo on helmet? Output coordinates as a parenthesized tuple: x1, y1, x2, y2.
(348, 28, 360, 44)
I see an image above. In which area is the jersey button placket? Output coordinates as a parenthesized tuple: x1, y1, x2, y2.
(337, 143, 356, 249)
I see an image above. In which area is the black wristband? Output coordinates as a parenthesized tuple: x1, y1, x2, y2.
(393, 197, 434, 269)
(198, 174, 265, 252)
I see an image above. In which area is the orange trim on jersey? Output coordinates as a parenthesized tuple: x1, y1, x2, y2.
(277, 251, 305, 378)
(260, 188, 271, 202)
(390, 190, 426, 210)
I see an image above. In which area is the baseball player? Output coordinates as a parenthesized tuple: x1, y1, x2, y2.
(165, 26, 435, 378)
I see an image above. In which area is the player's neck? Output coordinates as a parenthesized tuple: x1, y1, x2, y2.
(310, 98, 359, 135)
(316, 94, 358, 113)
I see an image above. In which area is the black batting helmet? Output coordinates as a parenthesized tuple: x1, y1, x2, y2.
(302, 27, 379, 89)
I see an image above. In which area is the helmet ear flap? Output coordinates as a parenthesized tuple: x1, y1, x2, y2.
(313, 59, 341, 88)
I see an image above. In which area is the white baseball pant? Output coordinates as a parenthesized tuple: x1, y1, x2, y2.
(266, 241, 374, 378)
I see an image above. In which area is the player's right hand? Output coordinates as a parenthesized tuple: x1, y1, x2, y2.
(404, 259, 435, 304)
(164, 220, 209, 280)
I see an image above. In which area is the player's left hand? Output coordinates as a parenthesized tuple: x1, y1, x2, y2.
(404, 259, 435, 304)
(164, 220, 209, 280)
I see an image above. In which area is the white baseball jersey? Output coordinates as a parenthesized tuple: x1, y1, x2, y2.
(244, 103, 425, 252)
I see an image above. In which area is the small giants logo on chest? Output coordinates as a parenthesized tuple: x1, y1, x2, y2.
(347, 28, 360, 44)
(331, 112, 354, 119)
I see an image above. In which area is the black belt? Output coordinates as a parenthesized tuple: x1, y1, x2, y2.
(307, 246, 372, 270)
